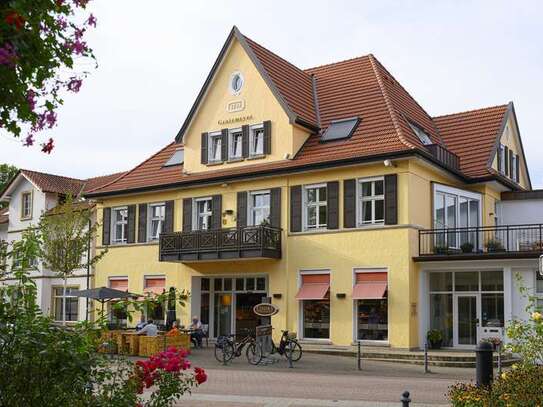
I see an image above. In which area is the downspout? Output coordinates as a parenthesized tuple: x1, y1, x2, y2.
(86, 218, 91, 321)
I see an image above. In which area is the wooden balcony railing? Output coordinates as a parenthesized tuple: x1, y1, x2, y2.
(417, 224, 543, 260)
(425, 144, 460, 171)
(159, 225, 282, 262)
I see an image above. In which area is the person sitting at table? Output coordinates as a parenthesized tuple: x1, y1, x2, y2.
(190, 316, 204, 348)
(135, 314, 147, 331)
(136, 319, 157, 336)
(166, 320, 181, 337)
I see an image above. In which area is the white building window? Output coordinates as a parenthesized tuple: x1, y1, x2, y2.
(499, 144, 506, 174)
(229, 128, 243, 160)
(21, 191, 32, 219)
(208, 132, 222, 162)
(249, 190, 270, 226)
(304, 184, 327, 230)
(511, 154, 518, 182)
(53, 287, 79, 322)
(194, 197, 212, 231)
(358, 177, 384, 225)
(112, 206, 128, 243)
(148, 203, 165, 241)
(249, 125, 264, 156)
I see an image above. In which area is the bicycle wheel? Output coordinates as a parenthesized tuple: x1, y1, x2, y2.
(246, 341, 263, 365)
(285, 340, 302, 362)
(214, 341, 234, 364)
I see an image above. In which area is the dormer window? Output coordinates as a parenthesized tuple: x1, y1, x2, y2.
(229, 128, 243, 160)
(208, 132, 222, 163)
(408, 122, 432, 146)
(250, 125, 264, 156)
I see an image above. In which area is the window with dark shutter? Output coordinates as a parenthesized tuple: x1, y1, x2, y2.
(327, 181, 339, 229)
(270, 187, 281, 228)
(515, 154, 520, 183)
(102, 207, 111, 245)
(509, 150, 514, 180)
(164, 200, 174, 233)
(137, 204, 147, 243)
(221, 129, 228, 162)
(290, 185, 302, 232)
(211, 195, 222, 230)
(127, 205, 136, 243)
(242, 125, 249, 158)
(237, 191, 247, 228)
(384, 174, 398, 225)
(182, 198, 192, 231)
(497, 146, 502, 173)
(201, 132, 208, 164)
(343, 179, 356, 228)
(263, 120, 272, 155)
(504, 146, 509, 176)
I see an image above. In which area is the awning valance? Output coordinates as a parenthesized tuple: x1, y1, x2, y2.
(296, 273, 330, 300)
(352, 272, 387, 300)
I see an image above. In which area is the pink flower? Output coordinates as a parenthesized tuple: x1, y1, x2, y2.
(67, 78, 82, 92)
(23, 134, 34, 146)
(26, 90, 36, 111)
(86, 14, 97, 28)
(74, 27, 86, 39)
(74, 0, 90, 7)
(57, 17, 68, 30)
(41, 138, 54, 154)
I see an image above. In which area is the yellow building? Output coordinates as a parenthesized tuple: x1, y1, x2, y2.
(86, 26, 540, 350)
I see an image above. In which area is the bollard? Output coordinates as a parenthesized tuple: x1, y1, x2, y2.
(497, 344, 502, 375)
(287, 343, 293, 368)
(476, 341, 493, 387)
(357, 341, 361, 371)
(424, 342, 430, 373)
(401, 390, 411, 407)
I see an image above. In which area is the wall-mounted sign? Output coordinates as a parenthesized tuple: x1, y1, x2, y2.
(253, 303, 279, 317)
(218, 114, 253, 126)
(227, 99, 245, 113)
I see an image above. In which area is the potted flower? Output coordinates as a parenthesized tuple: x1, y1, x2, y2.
(434, 245, 448, 255)
(426, 329, 443, 349)
(460, 242, 474, 253)
(486, 239, 505, 253)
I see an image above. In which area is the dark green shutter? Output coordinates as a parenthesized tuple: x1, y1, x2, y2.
(211, 195, 222, 230)
(263, 120, 272, 155)
(164, 200, 174, 233)
(270, 187, 281, 228)
(242, 125, 249, 158)
(182, 198, 192, 231)
(509, 150, 514, 179)
(290, 185, 302, 232)
(138, 204, 147, 243)
(127, 205, 136, 243)
(327, 181, 339, 229)
(102, 207, 111, 245)
(201, 132, 208, 164)
(515, 154, 520, 182)
(343, 179, 356, 228)
(221, 129, 229, 162)
(384, 174, 398, 225)
(237, 192, 247, 228)
(504, 146, 509, 176)
(497, 146, 502, 173)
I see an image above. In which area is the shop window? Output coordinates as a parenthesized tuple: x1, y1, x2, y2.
(429, 272, 453, 292)
(246, 278, 255, 291)
(224, 278, 232, 291)
(235, 278, 244, 291)
(454, 272, 479, 291)
(256, 277, 266, 291)
(200, 293, 210, 325)
(214, 278, 223, 291)
(481, 293, 504, 327)
(481, 270, 503, 291)
(201, 278, 210, 292)
(430, 293, 453, 347)
(354, 271, 388, 341)
(303, 299, 330, 339)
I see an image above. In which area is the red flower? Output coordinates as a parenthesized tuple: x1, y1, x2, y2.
(194, 367, 207, 384)
(5, 12, 25, 30)
(41, 138, 54, 154)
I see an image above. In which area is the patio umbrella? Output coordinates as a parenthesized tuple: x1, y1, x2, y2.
(71, 287, 140, 316)
(165, 287, 177, 330)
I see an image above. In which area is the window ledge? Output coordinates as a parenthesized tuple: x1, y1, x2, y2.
(206, 161, 223, 166)
(227, 157, 244, 163)
(247, 154, 266, 160)
(289, 223, 424, 237)
(101, 241, 159, 249)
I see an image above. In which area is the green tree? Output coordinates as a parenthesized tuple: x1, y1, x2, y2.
(38, 195, 106, 324)
(0, 163, 18, 205)
(1, 1, 97, 152)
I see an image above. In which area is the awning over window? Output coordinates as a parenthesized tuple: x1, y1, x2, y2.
(296, 273, 330, 300)
(144, 277, 166, 295)
(109, 278, 128, 291)
(352, 272, 387, 300)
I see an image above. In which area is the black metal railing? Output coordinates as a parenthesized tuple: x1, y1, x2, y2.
(418, 224, 543, 257)
(159, 225, 282, 262)
(425, 144, 460, 171)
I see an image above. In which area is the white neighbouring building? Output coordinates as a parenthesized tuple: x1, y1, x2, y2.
(0, 169, 124, 323)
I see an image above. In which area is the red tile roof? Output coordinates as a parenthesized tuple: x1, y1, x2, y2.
(86, 29, 518, 196)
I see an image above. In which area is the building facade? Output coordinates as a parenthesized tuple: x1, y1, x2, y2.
(85, 27, 541, 349)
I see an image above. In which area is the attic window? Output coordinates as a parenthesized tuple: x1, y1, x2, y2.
(320, 117, 360, 142)
(408, 122, 432, 146)
(163, 148, 184, 167)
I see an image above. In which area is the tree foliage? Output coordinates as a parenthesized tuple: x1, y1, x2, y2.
(0, 163, 18, 194)
(0, 0, 97, 151)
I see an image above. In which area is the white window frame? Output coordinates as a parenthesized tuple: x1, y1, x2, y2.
(303, 183, 327, 231)
(511, 154, 518, 182)
(248, 190, 270, 226)
(499, 144, 506, 174)
(357, 177, 385, 226)
(147, 202, 165, 241)
(21, 191, 32, 220)
(298, 269, 331, 341)
(111, 206, 128, 244)
(193, 197, 212, 231)
(249, 124, 264, 157)
(208, 131, 223, 163)
(228, 128, 243, 160)
(52, 286, 79, 322)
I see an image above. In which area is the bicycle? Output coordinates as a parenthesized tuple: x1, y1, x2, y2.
(270, 330, 302, 362)
(214, 329, 263, 365)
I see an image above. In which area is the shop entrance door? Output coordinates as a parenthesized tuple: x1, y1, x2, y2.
(454, 294, 479, 347)
(214, 293, 233, 337)
(235, 293, 264, 334)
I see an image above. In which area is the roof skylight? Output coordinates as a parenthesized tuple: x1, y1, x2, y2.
(408, 122, 432, 145)
(320, 117, 360, 142)
(163, 149, 184, 167)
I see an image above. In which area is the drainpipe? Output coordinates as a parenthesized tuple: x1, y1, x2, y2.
(86, 218, 91, 321)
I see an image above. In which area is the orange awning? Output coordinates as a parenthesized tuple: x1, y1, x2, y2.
(352, 281, 387, 299)
(144, 277, 165, 295)
(109, 279, 128, 291)
(296, 273, 330, 300)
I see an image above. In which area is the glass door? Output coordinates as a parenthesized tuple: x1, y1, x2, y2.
(454, 294, 479, 347)
(214, 293, 233, 337)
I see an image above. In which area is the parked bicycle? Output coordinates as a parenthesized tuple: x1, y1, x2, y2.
(214, 329, 263, 365)
(271, 330, 302, 362)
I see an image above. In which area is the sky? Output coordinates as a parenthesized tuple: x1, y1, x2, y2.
(1, 0, 542, 186)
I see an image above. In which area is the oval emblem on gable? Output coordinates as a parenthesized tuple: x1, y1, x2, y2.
(253, 303, 279, 317)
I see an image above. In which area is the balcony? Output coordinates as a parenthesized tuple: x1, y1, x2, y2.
(425, 144, 460, 171)
(416, 224, 543, 261)
(159, 225, 282, 262)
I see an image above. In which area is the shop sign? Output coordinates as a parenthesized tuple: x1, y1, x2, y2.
(253, 303, 279, 317)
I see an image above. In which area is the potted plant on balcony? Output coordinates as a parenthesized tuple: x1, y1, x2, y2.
(426, 329, 443, 349)
(434, 245, 449, 255)
(486, 239, 505, 253)
(460, 242, 474, 253)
